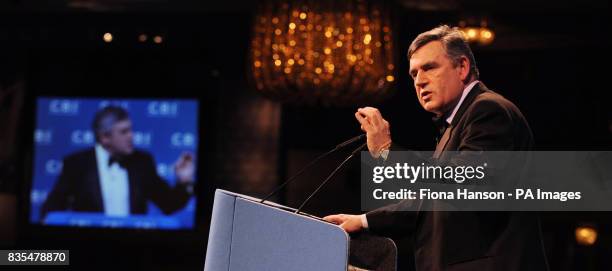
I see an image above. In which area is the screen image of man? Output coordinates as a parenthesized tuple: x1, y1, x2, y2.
(324, 26, 548, 270)
(41, 106, 195, 219)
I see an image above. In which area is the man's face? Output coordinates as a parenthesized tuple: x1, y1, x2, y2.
(409, 41, 469, 116)
(100, 119, 134, 156)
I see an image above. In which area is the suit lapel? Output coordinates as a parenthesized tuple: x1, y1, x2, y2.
(125, 156, 143, 214)
(433, 82, 487, 155)
(433, 126, 452, 158)
(449, 82, 486, 127)
(88, 149, 104, 212)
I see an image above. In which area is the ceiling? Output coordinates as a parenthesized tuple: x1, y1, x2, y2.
(1, 0, 610, 50)
(2, 0, 609, 13)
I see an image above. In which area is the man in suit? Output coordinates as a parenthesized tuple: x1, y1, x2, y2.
(41, 106, 194, 219)
(324, 25, 548, 270)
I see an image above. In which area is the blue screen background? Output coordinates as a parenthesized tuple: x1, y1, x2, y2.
(30, 97, 199, 230)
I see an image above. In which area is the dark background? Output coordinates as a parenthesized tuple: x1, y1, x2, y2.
(0, 0, 611, 270)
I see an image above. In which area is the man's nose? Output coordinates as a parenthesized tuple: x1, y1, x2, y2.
(415, 71, 428, 89)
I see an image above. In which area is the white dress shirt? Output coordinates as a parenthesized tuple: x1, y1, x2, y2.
(446, 80, 480, 125)
(361, 80, 480, 229)
(95, 144, 130, 216)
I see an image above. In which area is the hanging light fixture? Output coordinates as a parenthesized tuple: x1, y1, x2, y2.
(457, 20, 495, 45)
(250, 0, 396, 106)
(575, 225, 598, 246)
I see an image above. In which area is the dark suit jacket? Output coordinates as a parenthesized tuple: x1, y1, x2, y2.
(366, 82, 548, 271)
(41, 148, 192, 218)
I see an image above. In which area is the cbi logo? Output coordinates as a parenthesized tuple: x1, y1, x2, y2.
(156, 163, 174, 179)
(34, 129, 53, 145)
(171, 132, 196, 148)
(133, 131, 152, 147)
(99, 100, 129, 109)
(48, 99, 79, 115)
(71, 130, 95, 145)
(30, 189, 48, 205)
(147, 101, 179, 117)
(45, 159, 63, 175)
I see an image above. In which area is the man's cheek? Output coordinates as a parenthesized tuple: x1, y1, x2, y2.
(425, 100, 439, 111)
(420, 99, 428, 108)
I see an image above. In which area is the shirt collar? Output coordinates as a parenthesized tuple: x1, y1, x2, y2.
(446, 80, 480, 125)
(95, 144, 111, 166)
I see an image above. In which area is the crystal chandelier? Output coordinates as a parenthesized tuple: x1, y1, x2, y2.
(457, 20, 495, 45)
(250, 0, 396, 106)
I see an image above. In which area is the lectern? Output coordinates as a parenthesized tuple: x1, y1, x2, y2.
(204, 189, 397, 271)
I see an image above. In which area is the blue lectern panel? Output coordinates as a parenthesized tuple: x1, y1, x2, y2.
(229, 197, 349, 271)
(204, 191, 236, 270)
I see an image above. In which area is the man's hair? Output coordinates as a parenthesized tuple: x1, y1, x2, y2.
(92, 106, 130, 142)
(407, 25, 479, 81)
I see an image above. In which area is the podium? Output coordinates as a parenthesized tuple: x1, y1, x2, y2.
(204, 189, 397, 271)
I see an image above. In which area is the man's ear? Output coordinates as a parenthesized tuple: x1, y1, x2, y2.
(99, 132, 111, 145)
(458, 56, 470, 82)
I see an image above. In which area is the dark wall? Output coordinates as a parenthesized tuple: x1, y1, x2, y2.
(0, 3, 611, 270)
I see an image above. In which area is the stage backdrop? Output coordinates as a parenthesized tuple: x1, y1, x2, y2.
(30, 97, 199, 230)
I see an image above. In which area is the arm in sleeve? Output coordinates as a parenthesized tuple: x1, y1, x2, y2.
(40, 157, 75, 219)
(142, 154, 193, 215)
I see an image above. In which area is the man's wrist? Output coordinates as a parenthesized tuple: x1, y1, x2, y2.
(379, 148, 390, 160)
(377, 141, 392, 160)
(360, 214, 369, 229)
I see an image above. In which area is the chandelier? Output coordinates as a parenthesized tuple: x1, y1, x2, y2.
(250, 0, 396, 106)
(457, 20, 495, 45)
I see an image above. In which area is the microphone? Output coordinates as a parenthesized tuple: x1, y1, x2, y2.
(260, 134, 365, 203)
(295, 142, 367, 214)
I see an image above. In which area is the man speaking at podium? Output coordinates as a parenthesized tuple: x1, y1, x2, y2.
(41, 106, 194, 219)
(324, 26, 548, 270)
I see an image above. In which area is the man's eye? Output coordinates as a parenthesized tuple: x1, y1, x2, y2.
(422, 63, 438, 71)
